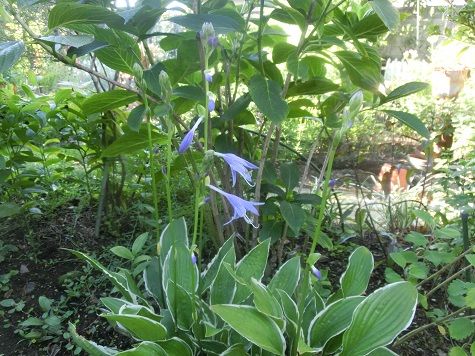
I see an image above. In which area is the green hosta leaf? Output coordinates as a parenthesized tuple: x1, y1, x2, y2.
(211, 305, 286, 355)
(0, 41, 25, 74)
(158, 338, 192, 356)
(371, 0, 400, 31)
(202, 237, 235, 292)
(66, 249, 133, 302)
(168, 13, 245, 33)
(143, 257, 164, 307)
(110, 246, 134, 260)
(116, 341, 167, 356)
(159, 217, 189, 261)
(249, 74, 288, 124)
(383, 110, 430, 139)
(101, 128, 167, 157)
(447, 318, 475, 340)
(166, 280, 194, 330)
(279, 201, 306, 233)
(341, 246, 374, 297)
(367, 347, 398, 356)
(210, 253, 236, 305)
(381, 82, 429, 104)
(68, 323, 117, 355)
(162, 243, 198, 295)
(38, 35, 94, 48)
(233, 239, 270, 303)
(308, 296, 365, 349)
(341, 282, 417, 356)
(250, 278, 283, 320)
(220, 94, 251, 121)
(268, 256, 301, 296)
(83, 90, 138, 116)
(48, 3, 125, 29)
(102, 314, 167, 341)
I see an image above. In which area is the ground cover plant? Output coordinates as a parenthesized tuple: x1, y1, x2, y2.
(0, 0, 474, 355)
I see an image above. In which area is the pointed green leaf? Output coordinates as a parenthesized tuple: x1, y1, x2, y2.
(202, 237, 235, 292)
(308, 296, 365, 349)
(341, 246, 374, 297)
(381, 82, 429, 104)
(68, 323, 117, 355)
(101, 127, 167, 157)
(280, 201, 306, 233)
(341, 282, 418, 356)
(0, 41, 25, 74)
(102, 314, 167, 341)
(268, 256, 301, 296)
(383, 110, 430, 139)
(249, 74, 288, 124)
(371, 0, 400, 31)
(82, 90, 138, 115)
(250, 278, 283, 320)
(116, 341, 167, 356)
(48, 3, 125, 29)
(211, 305, 286, 355)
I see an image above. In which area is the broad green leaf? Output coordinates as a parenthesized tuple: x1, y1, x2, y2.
(249, 74, 288, 124)
(202, 237, 235, 291)
(381, 82, 429, 104)
(336, 51, 382, 92)
(371, 0, 400, 31)
(102, 314, 167, 341)
(367, 347, 398, 356)
(128, 105, 146, 132)
(66, 249, 133, 302)
(48, 3, 125, 29)
(96, 46, 139, 74)
(352, 14, 388, 38)
(0, 41, 25, 74)
(132, 232, 149, 255)
(449, 346, 468, 356)
(101, 128, 167, 158)
(383, 110, 430, 139)
(168, 13, 245, 33)
(308, 296, 365, 349)
(82, 90, 138, 116)
(166, 280, 194, 330)
(110, 246, 134, 260)
(250, 278, 283, 320)
(341, 282, 417, 356)
(38, 35, 94, 48)
(341, 246, 374, 297)
(211, 305, 285, 355)
(279, 201, 306, 233)
(272, 42, 297, 64)
(233, 239, 271, 303)
(447, 318, 474, 340)
(280, 162, 300, 191)
(116, 342, 167, 356)
(159, 217, 189, 261)
(0, 202, 21, 219)
(268, 256, 301, 296)
(143, 257, 164, 307)
(286, 78, 339, 97)
(210, 251, 236, 305)
(158, 338, 192, 356)
(68, 323, 117, 355)
(221, 94, 251, 121)
(101, 297, 130, 314)
(405, 231, 428, 247)
(162, 243, 198, 295)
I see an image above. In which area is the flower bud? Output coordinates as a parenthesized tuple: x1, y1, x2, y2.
(349, 90, 363, 115)
(159, 70, 173, 103)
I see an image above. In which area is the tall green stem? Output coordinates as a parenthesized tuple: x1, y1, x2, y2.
(165, 114, 174, 221)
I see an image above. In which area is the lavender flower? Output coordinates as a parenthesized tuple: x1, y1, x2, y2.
(191, 252, 197, 265)
(204, 70, 213, 83)
(311, 265, 322, 280)
(178, 116, 203, 154)
(208, 94, 215, 112)
(214, 152, 258, 187)
(207, 36, 219, 48)
(329, 178, 337, 189)
(207, 184, 263, 227)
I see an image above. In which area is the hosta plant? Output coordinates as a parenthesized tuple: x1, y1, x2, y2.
(67, 218, 417, 356)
